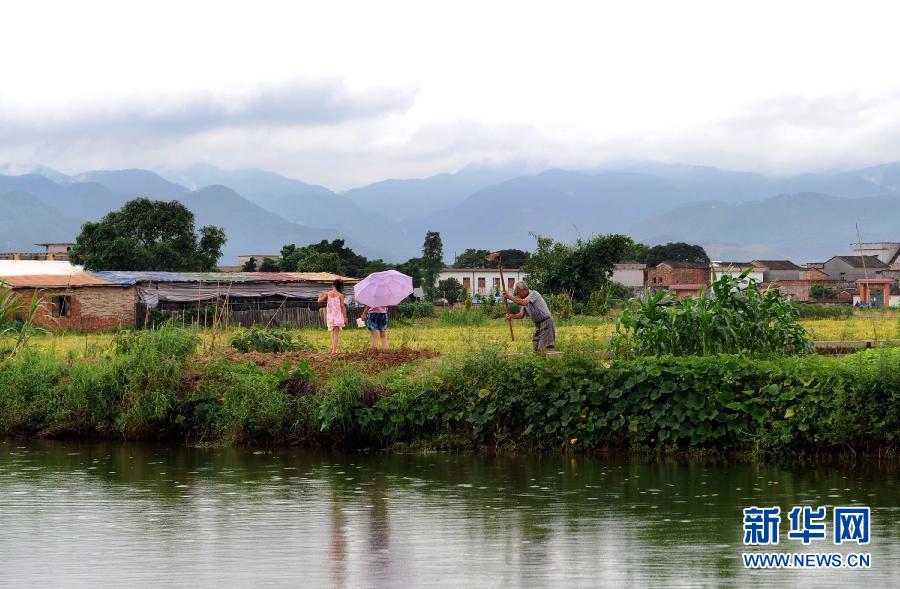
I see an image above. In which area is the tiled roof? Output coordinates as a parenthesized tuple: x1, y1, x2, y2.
(658, 260, 709, 269)
(92, 271, 359, 286)
(751, 260, 802, 270)
(0, 274, 118, 288)
(830, 256, 889, 269)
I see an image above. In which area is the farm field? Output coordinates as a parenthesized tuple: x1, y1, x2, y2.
(9, 313, 900, 359)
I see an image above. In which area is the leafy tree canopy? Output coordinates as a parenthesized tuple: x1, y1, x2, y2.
(421, 231, 444, 302)
(69, 198, 226, 271)
(437, 277, 464, 304)
(642, 242, 710, 267)
(453, 248, 531, 269)
(522, 234, 634, 302)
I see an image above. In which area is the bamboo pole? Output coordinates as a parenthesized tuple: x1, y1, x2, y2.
(487, 252, 515, 341)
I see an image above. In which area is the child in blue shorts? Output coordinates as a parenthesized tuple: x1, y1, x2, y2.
(361, 305, 388, 350)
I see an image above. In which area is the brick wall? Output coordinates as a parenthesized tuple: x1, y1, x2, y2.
(13, 286, 136, 331)
(647, 265, 710, 286)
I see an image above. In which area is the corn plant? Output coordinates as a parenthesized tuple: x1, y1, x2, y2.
(0, 287, 47, 358)
(612, 270, 814, 357)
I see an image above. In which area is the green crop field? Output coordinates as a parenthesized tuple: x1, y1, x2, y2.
(6, 313, 900, 359)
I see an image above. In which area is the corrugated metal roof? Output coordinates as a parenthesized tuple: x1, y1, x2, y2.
(0, 274, 119, 288)
(92, 270, 358, 286)
(0, 260, 85, 276)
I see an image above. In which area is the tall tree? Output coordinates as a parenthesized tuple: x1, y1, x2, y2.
(69, 198, 226, 271)
(421, 231, 444, 301)
(643, 242, 710, 267)
(437, 277, 464, 304)
(523, 234, 633, 302)
(240, 257, 258, 272)
(395, 257, 423, 288)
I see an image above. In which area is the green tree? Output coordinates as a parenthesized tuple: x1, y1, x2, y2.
(241, 257, 258, 272)
(421, 231, 444, 301)
(259, 258, 280, 272)
(69, 198, 226, 271)
(395, 257, 423, 288)
(523, 234, 633, 302)
(643, 242, 710, 267)
(453, 248, 531, 269)
(453, 248, 493, 268)
(810, 284, 837, 301)
(437, 277, 464, 304)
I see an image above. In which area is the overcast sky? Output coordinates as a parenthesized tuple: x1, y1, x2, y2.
(3, 0, 900, 190)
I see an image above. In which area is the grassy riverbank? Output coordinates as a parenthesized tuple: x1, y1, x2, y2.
(1, 326, 898, 453)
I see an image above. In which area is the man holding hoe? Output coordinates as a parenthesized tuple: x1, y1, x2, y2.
(502, 280, 556, 353)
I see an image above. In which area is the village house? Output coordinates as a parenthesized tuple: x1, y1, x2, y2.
(610, 261, 646, 288)
(94, 271, 359, 328)
(437, 267, 527, 296)
(647, 260, 710, 287)
(0, 242, 75, 262)
(711, 262, 765, 284)
(851, 242, 900, 266)
(0, 273, 136, 331)
(821, 255, 890, 283)
(750, 260, 803, 281)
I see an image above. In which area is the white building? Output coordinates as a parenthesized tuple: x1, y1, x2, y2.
(611, 261, 646, 288)
(437, 267, 527, 296)
(851, 242, 900, 266)
(711, 262, 766, 284)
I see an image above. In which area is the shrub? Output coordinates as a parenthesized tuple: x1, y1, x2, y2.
(546, 292, 574, 320)
(398, 300, 436, 319)
(230, 326, 312, 353)
(613, 271, 813, 357)
(795, 303, 852, 319)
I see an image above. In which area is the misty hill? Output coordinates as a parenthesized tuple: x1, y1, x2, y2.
(71, 169, 189, 200)
(410, 169, 690, 256)
(623, 162, 899, 201)
(345, 161, 537, 221)
(0, 191, 83, 250)
(159, 165, 409, 260)
(631, 192, 900, 262)
(179, 185, 382, 263)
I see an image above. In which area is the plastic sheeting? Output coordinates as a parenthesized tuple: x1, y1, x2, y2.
(137, 282, 353, 306)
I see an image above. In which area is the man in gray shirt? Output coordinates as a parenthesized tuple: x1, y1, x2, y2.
(502, 280, 556, 352)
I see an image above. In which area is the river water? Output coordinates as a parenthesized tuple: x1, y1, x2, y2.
(0, 439, 897, 588)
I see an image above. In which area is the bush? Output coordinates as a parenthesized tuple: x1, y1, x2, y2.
(398, 300, 436, 319)
(613, 271, 813, 357)
(230, 326, 312, 353)
(795, 303, 852, 319)
(546, 292, 574, 320)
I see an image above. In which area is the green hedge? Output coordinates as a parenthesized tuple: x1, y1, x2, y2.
(1, 327, 898, 453)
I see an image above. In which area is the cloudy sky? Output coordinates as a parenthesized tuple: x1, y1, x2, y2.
(3, 0, 900, 190)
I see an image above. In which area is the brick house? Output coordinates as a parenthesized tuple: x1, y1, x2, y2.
(647, 261, 711, 288)
(0, 274, 136, 331)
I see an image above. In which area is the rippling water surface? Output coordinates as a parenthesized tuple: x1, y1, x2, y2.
(0, 439, 898, 587)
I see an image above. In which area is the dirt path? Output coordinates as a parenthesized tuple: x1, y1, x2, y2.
(221, 348, 441, 379)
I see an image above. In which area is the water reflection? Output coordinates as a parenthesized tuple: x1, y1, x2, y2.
(0, 440, 898, 587)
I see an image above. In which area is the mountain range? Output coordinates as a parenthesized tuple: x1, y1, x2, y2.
(3, 160, 900, 265)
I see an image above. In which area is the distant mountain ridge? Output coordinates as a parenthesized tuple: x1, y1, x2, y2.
(4, 160, 900, 264)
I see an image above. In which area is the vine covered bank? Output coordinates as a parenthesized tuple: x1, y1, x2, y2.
(0, 327, 897, 453)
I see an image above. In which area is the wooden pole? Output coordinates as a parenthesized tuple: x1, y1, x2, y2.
(497, 255, 515, 341)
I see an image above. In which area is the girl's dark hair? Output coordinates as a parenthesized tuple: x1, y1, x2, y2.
(333, 278, 344, 291)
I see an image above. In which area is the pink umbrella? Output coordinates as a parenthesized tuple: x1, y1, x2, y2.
(353, 270, 414, 307)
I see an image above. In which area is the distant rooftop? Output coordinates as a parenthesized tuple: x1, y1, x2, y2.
(751, 260, 802, 270)
(828, 255, 889, 269)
